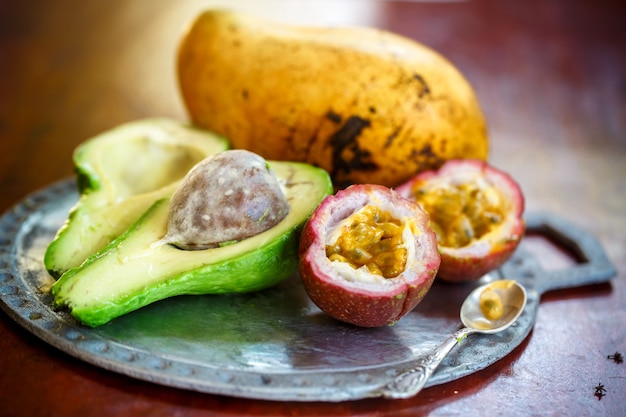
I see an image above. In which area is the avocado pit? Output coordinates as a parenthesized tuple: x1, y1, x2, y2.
(163, 150, 290, 250)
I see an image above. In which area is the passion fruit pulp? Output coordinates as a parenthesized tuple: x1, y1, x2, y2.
(396, 159, 525, 282)
(298, 184, 441, 327)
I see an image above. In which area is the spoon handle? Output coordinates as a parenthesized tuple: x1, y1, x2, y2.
(376, 327, 474, 399)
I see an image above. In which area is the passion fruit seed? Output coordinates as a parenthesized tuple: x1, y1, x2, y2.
(326, 205, 407, 278)
(163, 150, 290, 250)
(479, 287, 504, 320)
(412, 180, 504, 248)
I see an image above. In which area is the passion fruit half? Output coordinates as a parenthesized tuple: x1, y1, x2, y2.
(396, 159, 525, 282)
(298, 184, 441, 327)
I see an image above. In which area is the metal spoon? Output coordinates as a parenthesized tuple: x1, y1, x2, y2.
(375, 279, 527, 399)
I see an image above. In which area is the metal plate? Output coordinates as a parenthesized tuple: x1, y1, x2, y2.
(0, 180, 616, 402)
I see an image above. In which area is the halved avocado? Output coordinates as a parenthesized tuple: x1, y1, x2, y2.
(51, 161, 333, 327)
(44, 118, 229, 278)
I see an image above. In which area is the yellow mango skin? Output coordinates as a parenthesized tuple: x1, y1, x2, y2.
(178, 10, 489, 188)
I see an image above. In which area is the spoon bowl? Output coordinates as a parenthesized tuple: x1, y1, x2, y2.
(375, 279, 527, 399)
(461, 279, 527, 334)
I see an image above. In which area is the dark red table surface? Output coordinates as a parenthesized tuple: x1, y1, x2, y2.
(1, 1, 624, 416)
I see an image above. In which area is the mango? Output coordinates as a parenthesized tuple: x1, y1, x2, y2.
(178, 10, 489, 188)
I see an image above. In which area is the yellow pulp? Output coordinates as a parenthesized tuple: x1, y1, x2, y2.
(326, 205, 407, 278)
(412, 180, 505, 248)
(479, 287, 504, 320)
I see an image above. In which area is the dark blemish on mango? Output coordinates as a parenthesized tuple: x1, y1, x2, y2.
(330, 115, 370, 149)
(413, 73, 431, 98)
(328, 115, 377, 183)
(385, 127, 400, 148)
(326, 111, 342, 124)
(410, 143, 444, 171)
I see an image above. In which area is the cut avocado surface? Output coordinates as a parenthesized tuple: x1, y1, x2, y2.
(51, 161, 333, 327)
(44, 118, 229, 278)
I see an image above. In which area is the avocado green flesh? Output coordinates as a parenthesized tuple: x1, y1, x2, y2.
(44, 118, 229, 278)
(51, 162, 333, 327)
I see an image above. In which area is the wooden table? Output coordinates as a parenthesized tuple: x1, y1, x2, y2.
(1, 1, 624, 415)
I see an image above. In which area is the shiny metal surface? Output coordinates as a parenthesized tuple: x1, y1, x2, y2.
(0, 180, 616, 402)
(460, 280, 527, 333)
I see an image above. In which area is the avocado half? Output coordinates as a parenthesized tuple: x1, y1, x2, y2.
(51, 161, 333, 327)
(44, 118, 229, 278)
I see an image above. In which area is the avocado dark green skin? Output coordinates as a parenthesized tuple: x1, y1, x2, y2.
(44, 118, 229, 278)
(51, 161, 332, 327)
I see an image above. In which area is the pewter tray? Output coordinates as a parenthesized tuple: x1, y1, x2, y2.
(0, 180, 616, 401)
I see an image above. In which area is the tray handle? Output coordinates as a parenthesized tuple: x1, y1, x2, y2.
(500, 211, 616, 295)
